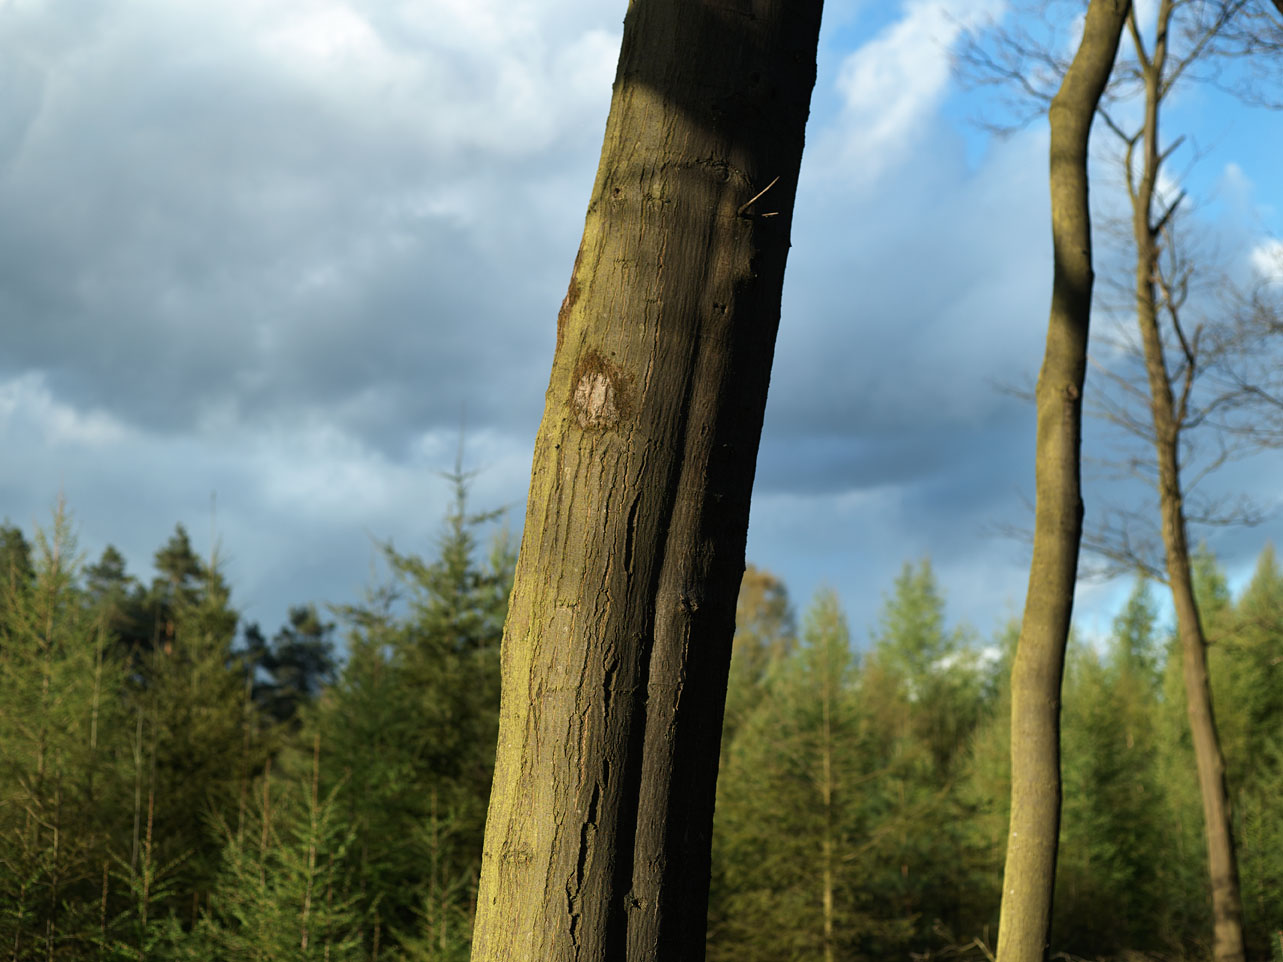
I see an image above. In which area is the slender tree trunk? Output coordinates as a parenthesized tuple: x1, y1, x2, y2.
(1159, 473, 1245, 962)
(468, 2, 824, 960)
(821, 671, 834, 962)
(1127, 7, 1246, 957)
(997, 4, 1129, 962)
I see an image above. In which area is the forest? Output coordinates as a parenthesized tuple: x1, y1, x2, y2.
(2, 476, 1281, 961)
(5, 0, 1283, 960)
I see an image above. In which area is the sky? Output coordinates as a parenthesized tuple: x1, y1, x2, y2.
(2, 0, 1282, 651)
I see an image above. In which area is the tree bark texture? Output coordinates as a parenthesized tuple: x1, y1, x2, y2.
(1127, 5, 1245, 958)
(996, 4, 1129, 962)
(467, 2, 825, 961)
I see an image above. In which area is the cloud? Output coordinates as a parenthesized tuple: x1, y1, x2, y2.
(815, 0, 1004, 186)
(768, 117, 1050, 451)
(744, 481, 1033, 646)
(1250, 238, 1283, 284)
(3, 0, 1277, 651)
(0, 372, 131, 448)
(0, 0, 618, 449)
(0, 363, 529, 632)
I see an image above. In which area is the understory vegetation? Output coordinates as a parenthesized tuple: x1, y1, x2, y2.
(2, 485, 1281, 961)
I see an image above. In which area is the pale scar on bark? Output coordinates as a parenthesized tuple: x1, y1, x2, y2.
(569, 349, 631, 431)
(574, 373, 618, 428)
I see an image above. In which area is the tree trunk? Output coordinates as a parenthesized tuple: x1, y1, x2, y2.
(1159, 470, 1246, 962)
(467, 2, 825, 960)
(821, 664, 835, 962)
(1127, 6, 1246, 957)
(997, 4, 1129, 962)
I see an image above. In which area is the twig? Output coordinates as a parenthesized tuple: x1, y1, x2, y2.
(736, 175, 780, 217)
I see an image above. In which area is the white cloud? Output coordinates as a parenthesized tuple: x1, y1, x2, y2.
(1063, 9, 1087, 57)
(818, 0, 1004, 185)
(554, 28, 620, 104)
(260, 2, 382, 64)
(0, 372, 131, 447)
(1251, 238, 1283, 284)
(0, 367, 532, 633)
(1116, 148, 1183, 213)
(254, 421, 398, 517)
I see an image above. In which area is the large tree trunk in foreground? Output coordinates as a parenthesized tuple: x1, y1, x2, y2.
(468, 2, 824, 960)
(997, 4, 1129, 962)
(1126, 6, 1245, 957)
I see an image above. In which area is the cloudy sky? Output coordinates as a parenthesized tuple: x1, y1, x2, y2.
(3, 0, 1282, 649)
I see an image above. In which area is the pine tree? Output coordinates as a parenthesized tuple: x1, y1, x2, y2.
(84, 545, 149, 659)
(721, 564, 795, 750)
(242, 606, 338, 727)
(872, 560, 952, 681)
(1110, 574, 1162, 682)
(313, 466, 514, 957)
(94, 784, 191, 962)
(146, 527, 206, 653)
(310, 598, 410, 953)
(869, 559, 987, 773)
(709, 588, 913, 962)
(861, 559, 992, 949)
(0, 506, 132, 959)
(1054, 620, 1168, 956)
(0, 520, 35, 601)
(1216, 545, 1283, 950)
(202, 740, 364, 962)
(130, 529, 260, 923)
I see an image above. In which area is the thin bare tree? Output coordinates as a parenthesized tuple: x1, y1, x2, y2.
(965, 4, 1283, 960)
(995, 6, 1130, 962)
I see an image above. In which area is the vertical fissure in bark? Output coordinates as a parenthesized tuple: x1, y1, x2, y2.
(469, 2, 825, 961)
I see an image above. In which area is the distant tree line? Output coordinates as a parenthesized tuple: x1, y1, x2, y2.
(0, 468, 514, 962)
(2, 488, 1281, 960)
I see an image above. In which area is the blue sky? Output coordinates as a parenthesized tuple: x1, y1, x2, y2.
(2, 0, 1281, 649)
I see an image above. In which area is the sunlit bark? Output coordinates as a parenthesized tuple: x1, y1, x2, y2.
(997, 4, 1130, 961)
(468, 2, 825, 960)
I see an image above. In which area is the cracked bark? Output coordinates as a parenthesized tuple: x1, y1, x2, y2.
(467, 2, 825, 960)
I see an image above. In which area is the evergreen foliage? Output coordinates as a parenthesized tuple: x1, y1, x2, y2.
(129, 532, 259, 921)
(1055, 618, 1168, 955)
(241, 606, 338, 727)
(1213, 547, 1283, 951)
(202, 742, 364, 961)
(0, 504, 133, 961)
(3, 492, 1282, 961)
(0, 520, 35, 596)
(310, 462, 515, 958)
(710, 587, 910, 962)
(721, 563, 796, 749)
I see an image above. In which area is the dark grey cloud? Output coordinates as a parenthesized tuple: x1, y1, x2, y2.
(0, 0, 614, 451)
(2, 0, 1280, 649)
(768, 126, 1050, 445)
